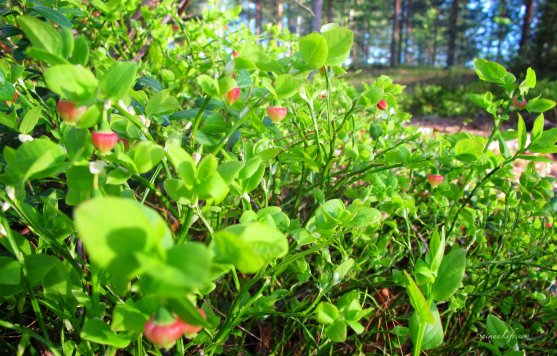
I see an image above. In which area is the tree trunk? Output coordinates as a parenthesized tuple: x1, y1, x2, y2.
(277, 0, 283, 30)
(404, 0, 413, 64)
(287, 2, 296, 33)
(519, 0, 534, 54)
(255, 0, 262, 35)
(431, 18, 438, 65)
(312, 0, 323, 32)
(390, 0, 401, 67)
(327, 0, 333, 23)
(398, 0, 406, 64)
(447, 0, 459, 67)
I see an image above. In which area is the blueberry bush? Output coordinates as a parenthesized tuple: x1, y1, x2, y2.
(0, 1, 556, 355)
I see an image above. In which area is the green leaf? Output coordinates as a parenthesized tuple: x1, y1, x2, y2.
(428, 230, 445, 273)
(17, 16, 63, 56)
(517, 114, 527, 151)
(0, 112, 18, 131)
(165, 143, 196, 188)
(414, 259, 435, 285)
(315, 302, 339, 324)
(197, 155, 230, 202)
(44, 64, 98, 103)
(473, 58, 507, 85)
(486, 314, 517, 349)
(217, 161, 244, 184)
(362, 87, 384, 106)
(145, 89, 180, 116)
(409, 303, 444, 350)
(322, 27, 354, 66)
(530, 114, 544, 143)
(111, 303, 148, 332)
(325, 320, 347, 342)
(100, 62, 138, 101)
(19, 106, 41, 134)
(526, 98, 556, 113)
(212, 222, 288, 274)
(520, 67, 536, 91)
(528, 128, 557, 153)
(81, 319, 131, 348)
(197, 74, 219, 97)
(0, 257, 21, 286)
(455, 137, 483, 162)
(31, 6, 72, 28)
(74, 197, 173, 286)
(25, 48, 67, 65)
(299, 33, 328, 69)
(3, 138, 67, 183)
(71, 36, 90, 66)
(403, 271, 435, 324)
(60, 27, 74, 59)
(127, 141, 164, 174)
(275, 74, 303, 99)
(431, 248, 466, 301)
(218, 77, 237, 96)
(135, 244, 210, 296)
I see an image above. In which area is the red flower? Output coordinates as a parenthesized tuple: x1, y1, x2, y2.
(92, 131, 119, 153)
(266, 106, 287, 123)
(144, 314, 186, 349)
(377, 99, 388, 111)
(57, 100, 87, 124)
(427, 174, 444, 187)
(225, 87, 241, 105)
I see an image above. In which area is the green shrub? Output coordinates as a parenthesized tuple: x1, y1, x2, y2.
(0, 2, 555, 355)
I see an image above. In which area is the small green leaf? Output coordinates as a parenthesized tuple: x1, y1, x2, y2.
(520, 67, 536, 91)
(455, 137, 483, 162)
(0, 257, 21, 286)
(81, 319, 131, 348)
(17, 16, 63, 56)
(526, 98, 556, 113)
(403, 271, 435, 324)
(100, 62, 138, 101)
(31, 6, 72, 28)
(517, 114, 527, 151)
(325, 320, 347, 342)
(212, 222, 288, 274)
(299, 33, 328, 69)
(145, 89, 180, 116)
(197, 75, 219, 97)
(218, 77, 237, 96)
(315, 302, 339, 324)
(74, 197, 173, 286)
(19, 106, 41, 134)
(275, 74, 303, 99)
(44, 64, 98, 103)
(3, 138, 67, 183)
(322, 27, 354, 66)
(486, 314, 517, 349)
(127, 141, 164, 174)
(473, 58, 507, 85)
(431, 248, 466, 301)
(71, 36, 90, 66)
(111, 303, 148, 332)
(530, 114, 544, 143)
(409, 303, 444, 350)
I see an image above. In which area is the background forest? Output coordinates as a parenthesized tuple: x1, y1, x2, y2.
(183, 0, 556, 74)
